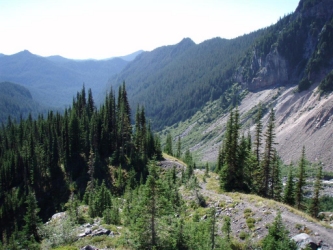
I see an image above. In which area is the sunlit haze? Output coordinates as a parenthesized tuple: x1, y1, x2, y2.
(0, 0, 300, 59)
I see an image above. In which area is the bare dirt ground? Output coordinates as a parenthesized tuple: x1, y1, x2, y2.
(181, 168, 333, 248)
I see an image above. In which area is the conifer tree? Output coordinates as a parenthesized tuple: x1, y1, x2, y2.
(309, 164, 322, 217)
(254, 103, 263, 164)
(283, 164, 295, 206)
(220, 109, 242, 191)
(164, 132, 173, 156)
(262, 212, 297, 250)
(295, 146, 307, 210)
(22, 190, 42, 243)
(271, 150, 282, 201)
(260, 108, 276, 197)
(176, 137, 181, 158)
(222, 216, 231, 241)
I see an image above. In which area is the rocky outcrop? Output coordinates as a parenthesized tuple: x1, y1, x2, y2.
(291, 233, 318, 250)
(295, 0, 333, 21)
(249, 48, 288, 90)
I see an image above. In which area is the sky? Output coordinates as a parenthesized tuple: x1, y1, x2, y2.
(0, 0, 300, 60)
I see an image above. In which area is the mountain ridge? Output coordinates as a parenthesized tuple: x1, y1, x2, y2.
(0, 50, 129, 108)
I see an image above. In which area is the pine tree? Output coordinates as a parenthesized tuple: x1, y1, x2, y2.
(176, 137, 181, 158)
(262, 212, 297, 250)
(222, 216, 231, 241)
(271, 150, 282, 201)
(22, 190, 42, 243)
(260, 108, 276, 197)
(164, 133, 173, 156)
(283, 163, 295, 206)
(309, 164, 322, 217)
(254, 103, 263, 164)
(209, 207, 216, 250)
(220, 109, 242, 191)
(295, 146, 307, 210)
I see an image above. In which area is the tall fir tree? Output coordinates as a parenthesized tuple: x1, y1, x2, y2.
(164, 132, 173, 156)
(260, 108, 276, 197)
(295, 146, 307, 210)
(22, 190, 42, 243)
(254, 103, 263, 164)
(308, 164, 322, 217)
(283, 163, 295, 206)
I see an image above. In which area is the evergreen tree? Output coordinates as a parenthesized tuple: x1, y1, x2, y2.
(283, 164, 295, 206)
(260, 108, 276, 197)
(22, 190, 42, 243)
(176, 136, 181, 158)
(262, 212, 297, 250)
(295, 146, 307, 210)
(271, 150, 282, 201)
(164, 132, 173, 156)
(220, 109, 242, 191)
(222, 216, 231, 241)
(254, 103, 263, 164)
(309, 164, 322, 217)
(132, 158, 170, 249)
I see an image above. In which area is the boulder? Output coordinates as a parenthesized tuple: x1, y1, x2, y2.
(80, 246, 97, 250)
(91, 228, 111, 237)
(51, 212, 66, 221)
(291, 233, 318, 250)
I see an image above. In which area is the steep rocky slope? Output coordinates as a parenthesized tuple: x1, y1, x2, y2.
(166, 82, 333, 172)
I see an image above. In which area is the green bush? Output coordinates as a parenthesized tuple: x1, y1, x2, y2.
(246, 217, 256, 230)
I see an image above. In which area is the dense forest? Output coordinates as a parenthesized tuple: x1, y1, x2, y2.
(0, 83, 163, 248)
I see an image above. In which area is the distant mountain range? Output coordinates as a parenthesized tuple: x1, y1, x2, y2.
(1, 0, 333, 168)
(0, 50, 143, 108)
(0, 81, 47, 123)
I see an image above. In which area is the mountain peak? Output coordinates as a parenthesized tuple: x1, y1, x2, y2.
(178, 37, 195, 47)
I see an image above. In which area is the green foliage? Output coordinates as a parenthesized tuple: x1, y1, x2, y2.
(0, 83, 162, 241)
(308, 165, 322, 217)
(319, 195, 333, 212)
(22, 190, 42, 243)
(222, 216, 231, 240)
(295, 146, 307, 210)
(319, 69, 333, 93)
(283, 165, 295, 206)
(0, 82, 47, 124)
(164, 132, 173, 156)
(110, 31, 263, 130)
(261, 212, 297, 250)
(246, 217, 256, 230)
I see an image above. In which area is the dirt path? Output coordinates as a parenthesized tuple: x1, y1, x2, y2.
(195, 170, 333, 248)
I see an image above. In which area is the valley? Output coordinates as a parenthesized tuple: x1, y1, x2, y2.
(1, 0, 333, 249)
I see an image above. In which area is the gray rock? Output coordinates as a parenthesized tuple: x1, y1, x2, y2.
(201, 214, 207, 220)
(291, 233, 318, 250)
(81, 246, 97, 250)
(51, 212, 66, 221)
(84, 228, 92, 235)
(91, 228, 111, 237)
(77, 233, 86, 238)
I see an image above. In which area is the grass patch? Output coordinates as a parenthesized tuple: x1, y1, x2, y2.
(246, 217, 256, 230)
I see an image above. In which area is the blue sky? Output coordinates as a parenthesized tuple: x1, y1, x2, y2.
(0, 0, 300, 59)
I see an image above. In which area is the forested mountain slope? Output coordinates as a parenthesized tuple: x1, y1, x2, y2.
(0, 82, 47, 123)
(0, 50, 128, 108)
(161, 0, 333, 171)
(108, 33, 263, 130)
(108, 0, 333, 134)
